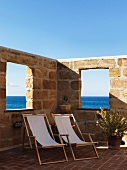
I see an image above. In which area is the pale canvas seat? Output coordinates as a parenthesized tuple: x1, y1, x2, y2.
(53, 114, 99, 160)
(22, 114, 68, 165)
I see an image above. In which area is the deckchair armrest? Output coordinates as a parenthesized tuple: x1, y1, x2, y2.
(54, 134, 69, 136)
(60, 134, 69, 136)
(82, 133, 95, 136)
(28, 135, 35, 138)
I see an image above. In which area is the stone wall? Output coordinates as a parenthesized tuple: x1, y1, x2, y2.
(0, 47, 57, 149)
(0, 46, 127, 149)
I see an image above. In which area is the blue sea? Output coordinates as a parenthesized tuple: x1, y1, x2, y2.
(6, 96, 109, 110)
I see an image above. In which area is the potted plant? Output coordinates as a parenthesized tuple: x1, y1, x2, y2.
(59, 96, 71, 113)
(96, 108, 127, 149)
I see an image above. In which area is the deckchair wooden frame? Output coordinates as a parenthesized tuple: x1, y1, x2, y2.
(22, 113, 68, 165)
(52, 113, 99, 161)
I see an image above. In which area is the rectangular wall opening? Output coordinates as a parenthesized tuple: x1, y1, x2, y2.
(6, 62, 26, 110)
(81, 69, 110, 109)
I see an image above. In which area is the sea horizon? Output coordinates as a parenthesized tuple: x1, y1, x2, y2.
(6, 96, 109, 109)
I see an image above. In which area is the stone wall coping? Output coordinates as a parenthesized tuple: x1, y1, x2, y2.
(58, 55, 127, 62)
(0, 46, 56, 61)
(4, 109, 34, 113)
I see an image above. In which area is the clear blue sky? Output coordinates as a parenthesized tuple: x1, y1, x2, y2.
(0, 0, 127, 96)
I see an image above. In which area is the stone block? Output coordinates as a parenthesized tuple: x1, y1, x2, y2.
(0, 88, 6, 99)
(71, 81, 81, 90)
(43, 80, 56, 90)
(26, 78, 33, 88)
(0, 62, 6, 72)
(49, 91, 57, 100)
(33, 68, 43, 78)
(85, 111, 96, 121)
(74, 111, 86, 121)
(26, 66, 33, 77)
(43, 101, 55, 109)
(19, 54, 39, 66)
(49, 71, 56, 80)
(58, 71, 79, 79)
(77, 122, 85, 132)
(110, 98, 127, 109)
(44, 58, 56, 69)
(57, 81, 69, 90)
(109, 68, 121, 77)
(33, 78, 42, 89)
(0, 99, 6, 111)
(0, 74, 5, 87)
(86, 122, 97, 132)
(123, 68, 127, 76)
(110, 79, 127, 88)
(118, 58, 127, 66)
(33, 101, 42, 110)
(74, 59, 115, 69)
(26, 100, 33, 108)
(33, 90, 48, 100)
(110, 89, 120, 98)
(26, 90, 33, 99)
(122, 90, 127, 97)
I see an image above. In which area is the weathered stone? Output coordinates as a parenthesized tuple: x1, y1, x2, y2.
(33, 90, 48, 100)
(33, 101, 42, 110)
(110, 89, 120, 98)
(49, 91, 57, 100)
(109, 68, 121, 77)
(123, 68, 127, 76)
(43, 80, 56, 90)
(44, 58, 56, 69)
(43, 101, 55, 109)
(122, 90, 127, 97)
(118, 58, 127, 66)
(0, 62, 6, 72)
(26, 90, 33, 99)
(26, 100, 33, 108)
(57, 81, 69, 90)
(110, 98, 127, 109)
(110, 79, 127, 88)
(58, 71, 79, 79)
(0, 75, 6, 87)
(26, 66, 33, 77)
(33, 68, 43, 78)
(74, 59, 115, 69)
(0, 88, 6, 99)
(49, 71, 56, 80)
(0, 100, 6, 110)
(33, 78, 42, 89)
(86, 122, 97, 131)
(26, 78, 33, 88)
(71, 81, 81, 90)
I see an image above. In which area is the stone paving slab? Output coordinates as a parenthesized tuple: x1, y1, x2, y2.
(0, 146, 127, 170)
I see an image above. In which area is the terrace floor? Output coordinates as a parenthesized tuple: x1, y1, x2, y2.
(0, 145, 127, 170)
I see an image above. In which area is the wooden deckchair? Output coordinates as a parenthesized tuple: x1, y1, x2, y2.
(53, 114, 99, 161)
(22, 114, 68, 165)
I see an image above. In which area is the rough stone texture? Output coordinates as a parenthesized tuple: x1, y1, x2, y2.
(0, 62, 6, 72)
(123, 68, 127, 76)
(109, 68, 121, 77)
(118, 58, 127, 66)
(110, 78, 127, 88)
(1, 46, 127, 149)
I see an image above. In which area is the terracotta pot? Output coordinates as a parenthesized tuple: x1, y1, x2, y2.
(59, 104, 71, 113)
(108, 136, 122, 150)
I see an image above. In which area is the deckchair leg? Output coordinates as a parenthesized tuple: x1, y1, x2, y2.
(22, 127, 25, 149)
(34, 137, 42, 165)
(88, 134, 99, 158)
(62, 146, 68, 161)
(92, 144, 99, 158)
